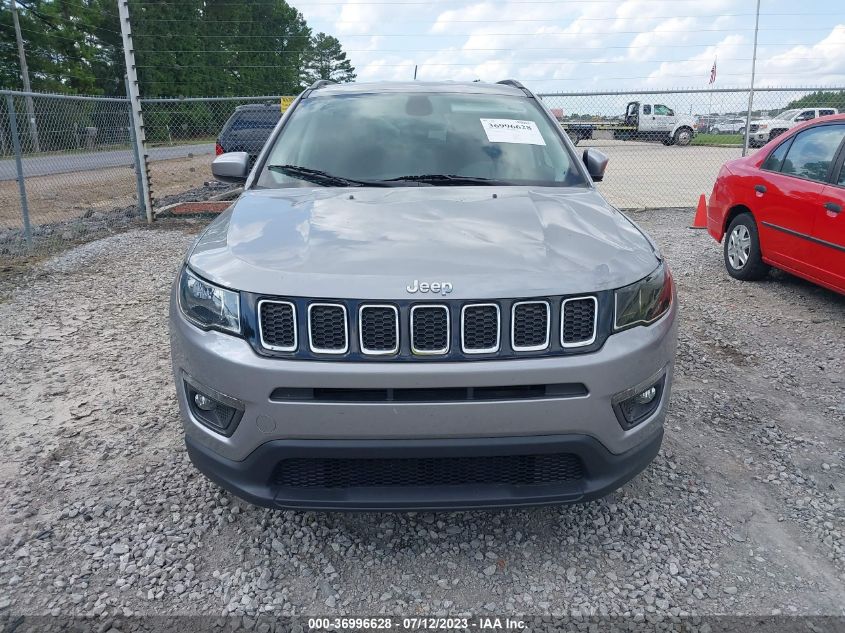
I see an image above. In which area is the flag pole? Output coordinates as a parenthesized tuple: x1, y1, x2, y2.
(709, 56, 715, 128)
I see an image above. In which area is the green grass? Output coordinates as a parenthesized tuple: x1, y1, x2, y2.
(692, 133, 743, 146)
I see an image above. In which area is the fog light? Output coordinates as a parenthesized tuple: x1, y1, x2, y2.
(194, 393, 216, 411)
(183, 374, 244, 437)
(633, 386, 657, 405)
(613, 374, 665, 430)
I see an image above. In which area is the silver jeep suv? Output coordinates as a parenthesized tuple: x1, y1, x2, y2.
(169, 79, 678, 510)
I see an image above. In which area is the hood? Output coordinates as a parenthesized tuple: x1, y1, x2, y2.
(188, 187, 659, 300)
(751, 118, 786, 126)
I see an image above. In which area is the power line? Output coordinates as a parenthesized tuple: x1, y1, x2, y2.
(0, 21, 118, 43)
(127, 0, 832, 5)
(141, 42, 827, 54)
(136, 57, 831, 69)
(131, 27, 837, 37)
(12, 0, 122, 35)
(135, 71, 834, 86)
(133, 12, 845, 23)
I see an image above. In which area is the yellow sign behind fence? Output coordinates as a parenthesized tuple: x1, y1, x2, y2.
(280, 96, 295, 112)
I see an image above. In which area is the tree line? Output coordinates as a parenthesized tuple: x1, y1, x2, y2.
(785, 90, 845, 111)
(0, 0, 356, 97)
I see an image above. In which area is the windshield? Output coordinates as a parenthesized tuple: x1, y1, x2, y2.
(774, 109, 799, 120)
(256, 92, 585, 188)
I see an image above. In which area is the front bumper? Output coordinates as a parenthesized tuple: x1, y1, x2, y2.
(170, 289, 677, 509)
(749, 131, 769, 145)
(185, 429, 663, 510)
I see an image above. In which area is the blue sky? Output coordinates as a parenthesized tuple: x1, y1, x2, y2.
(296, 0, 845, 94)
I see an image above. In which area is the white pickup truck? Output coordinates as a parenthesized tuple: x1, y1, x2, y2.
(746, 107, 839, 147)
(561, 101, 697, 146)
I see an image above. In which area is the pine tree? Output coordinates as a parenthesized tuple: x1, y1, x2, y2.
(301, 33, 356, 86)
(1, 0, 354, 97)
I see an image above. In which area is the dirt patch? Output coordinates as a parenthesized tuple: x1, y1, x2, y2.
(0, 154, 213, 231)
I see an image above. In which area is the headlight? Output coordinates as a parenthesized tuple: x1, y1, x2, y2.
(614, 263, 673, 331)
(178, 267, 241, 334)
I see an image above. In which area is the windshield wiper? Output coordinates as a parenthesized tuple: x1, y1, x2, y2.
(380, 174, 503, 186)
(267, 164, 385, 187)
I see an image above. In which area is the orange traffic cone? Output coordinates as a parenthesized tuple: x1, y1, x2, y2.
(690, 194, 707, 229)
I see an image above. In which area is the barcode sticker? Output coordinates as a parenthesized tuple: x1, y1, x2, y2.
(480, 119, 546, 145)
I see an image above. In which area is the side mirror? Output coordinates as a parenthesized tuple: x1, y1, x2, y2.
(583, 148, 608, 182)
(211, 151, 250, 184)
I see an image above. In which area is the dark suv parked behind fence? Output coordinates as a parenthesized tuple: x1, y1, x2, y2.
(215, 103, 281, 166)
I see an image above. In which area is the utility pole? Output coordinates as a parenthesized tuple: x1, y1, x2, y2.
(742, 0, 761, 157)
(117, 0, 153, 223)
(10, 0, 41, 153)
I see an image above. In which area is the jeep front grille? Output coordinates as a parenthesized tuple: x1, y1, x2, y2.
(511, 301, 550, 351)
(258, 300, 297, 352)
(359, 305, 399, 355)
(562, 297, 597, 347)
(255, 294, 601, 360)
(461, 304, 500, 353)
(411, 305, 449, 354)
(308, 303, 348, 354)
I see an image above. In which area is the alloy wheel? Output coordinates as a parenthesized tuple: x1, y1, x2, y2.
(727, 225, 751, 270)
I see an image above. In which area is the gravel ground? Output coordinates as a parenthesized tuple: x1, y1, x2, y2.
(0, 207, 842, 622)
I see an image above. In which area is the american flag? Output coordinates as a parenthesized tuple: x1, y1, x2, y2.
(709, 58, 717, 84)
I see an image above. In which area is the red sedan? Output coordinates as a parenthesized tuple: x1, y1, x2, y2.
(707, 114, 845, 294)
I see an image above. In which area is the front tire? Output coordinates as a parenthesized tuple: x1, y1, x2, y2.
(724, 213, 770, 281)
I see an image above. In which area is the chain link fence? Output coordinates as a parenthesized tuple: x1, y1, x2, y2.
(538, 87, 845, 209)
(137, 96, 291, 210)
(2, 86, 843, 259)
(0, 90, 141, 258)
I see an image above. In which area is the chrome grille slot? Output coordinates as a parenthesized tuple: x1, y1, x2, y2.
(359, 305, 399, 355)
(411, 305, 449, 354)
(561, 296, 597, 347)
(308, 303, 348, 354)
(511, 301, 550, 351)
(258, 300, 297, 352)
(461, 303, 500, 354)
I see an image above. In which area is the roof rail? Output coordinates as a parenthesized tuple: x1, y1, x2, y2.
(309, 79, 336, 91)
(497, 79, 527, 90)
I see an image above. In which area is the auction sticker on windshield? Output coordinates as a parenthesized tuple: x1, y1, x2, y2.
(480, 119, 546, 145)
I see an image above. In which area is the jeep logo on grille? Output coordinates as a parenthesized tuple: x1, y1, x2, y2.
(406, 279, 453, 295)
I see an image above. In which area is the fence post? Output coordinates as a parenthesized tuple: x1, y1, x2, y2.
(5, 94, 32, 247)
(742, 0, 762, 157)
(117, 0, 153, 223)
(125, 75, 145, 216)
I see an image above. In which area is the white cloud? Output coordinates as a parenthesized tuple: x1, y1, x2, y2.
(297, 0, 845, 92)
(759, 25, 845, 86)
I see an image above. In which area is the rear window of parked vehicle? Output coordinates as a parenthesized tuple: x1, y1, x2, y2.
(229, 110, 279, 130)
(778, 125, 845, 183)
(257, 92, 585, 188)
